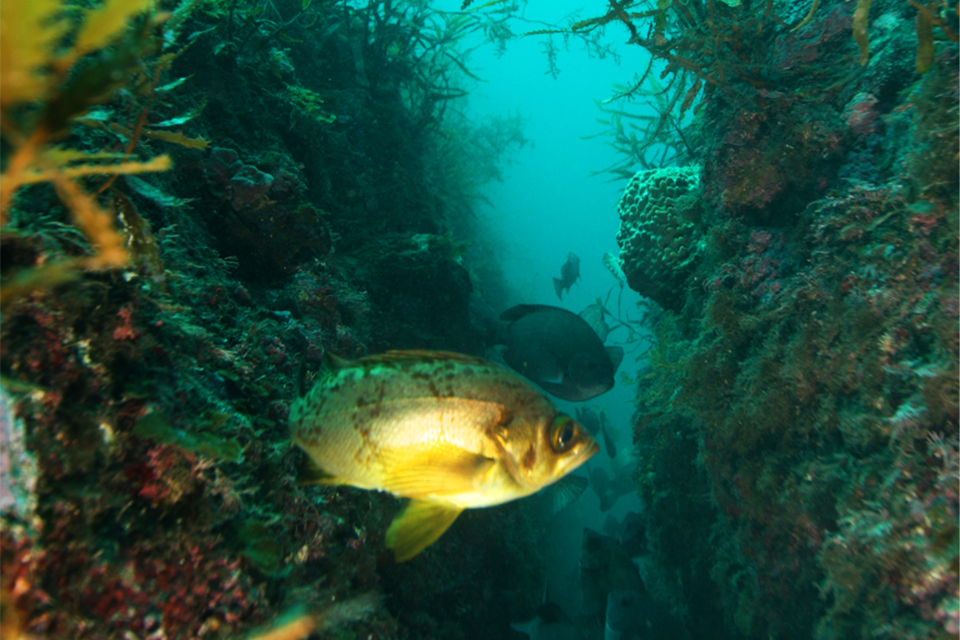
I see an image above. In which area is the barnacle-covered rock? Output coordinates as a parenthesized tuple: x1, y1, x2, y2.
(0, 388, 37, 522)
(616, 165, 704, 312)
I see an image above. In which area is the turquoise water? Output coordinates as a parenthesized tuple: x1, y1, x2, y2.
(0, 0, 957, 638)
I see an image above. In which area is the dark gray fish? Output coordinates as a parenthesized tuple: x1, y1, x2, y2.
(575, 407, 602, 435)
(553, 252, 580, 299)
(579, 528, 646, 620)
(605, 590, 688, 640)
(499, 304, 624, 402)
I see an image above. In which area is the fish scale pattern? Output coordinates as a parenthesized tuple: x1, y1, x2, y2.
(616, 165, 703, 312)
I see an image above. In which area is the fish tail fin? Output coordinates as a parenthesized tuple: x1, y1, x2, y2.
(599, 494, 614, 512)
(553, 278, 564, 299)
(386, 500, 463, 562)
(323, 350, 351, 371)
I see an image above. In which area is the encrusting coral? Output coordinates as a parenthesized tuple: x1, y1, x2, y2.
(616, 165, 704, 312)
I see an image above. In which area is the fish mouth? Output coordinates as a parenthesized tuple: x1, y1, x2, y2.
(583, 439, 601, 461)
(563, 439, 600, 475)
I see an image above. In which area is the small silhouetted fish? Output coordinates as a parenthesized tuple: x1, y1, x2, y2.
(511, 588, 583, 640)
(602, 252, 627, 289)
(618, 512, 647, 557)
(603, 511, 647, 557)
(553, 253, 580, 299)
(499, 304, 624, 402)
(600, 412, 617, 459)
(605, 590, 688, 640)
(575, 407, 601, 435)
(590, 465, 636, 512)
(580, 528, 646, 619)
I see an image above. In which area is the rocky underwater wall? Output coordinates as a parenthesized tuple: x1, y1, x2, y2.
(0, 0, 533, 638)
(614, 0, 959, 637)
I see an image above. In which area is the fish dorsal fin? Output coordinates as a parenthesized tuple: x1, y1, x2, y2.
(499, 304, 551, 322)
(548, 474, 589, 513)
(386, 499, 464, 562)
(356, 350, 491, 367)
(323, 351, 352, 371)
(378, 445, 495, 498)
(605, 346, 624, 372)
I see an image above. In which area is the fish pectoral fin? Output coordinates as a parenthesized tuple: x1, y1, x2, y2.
(296, 454, 341, 486)
(386, 499, 464, 562)
(547, 474, 589, 514)
(539, 369, 564, 385)
(381, 447, 495, 498)
(536, 379, 569, 398)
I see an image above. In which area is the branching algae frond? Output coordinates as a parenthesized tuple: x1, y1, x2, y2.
(0, 0, 173, 306)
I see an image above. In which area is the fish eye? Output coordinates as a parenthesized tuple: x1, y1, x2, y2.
(551, 416, 578, 453)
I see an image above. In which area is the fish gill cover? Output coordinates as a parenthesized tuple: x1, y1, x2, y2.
(0, 0, 957, 639)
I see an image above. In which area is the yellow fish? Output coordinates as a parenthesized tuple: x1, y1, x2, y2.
(290, 350, 598, 561)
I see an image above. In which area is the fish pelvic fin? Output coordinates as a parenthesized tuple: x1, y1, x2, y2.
(386, 499, 464, 562)
(296, 453, 341, 486)
(553, 278, 564, 299)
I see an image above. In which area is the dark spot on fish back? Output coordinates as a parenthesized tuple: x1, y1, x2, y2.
(365, 399, 384, 419)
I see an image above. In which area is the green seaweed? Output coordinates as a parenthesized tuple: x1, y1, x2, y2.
(236, 519, 287, 576)
(134, 411, 244, 463)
